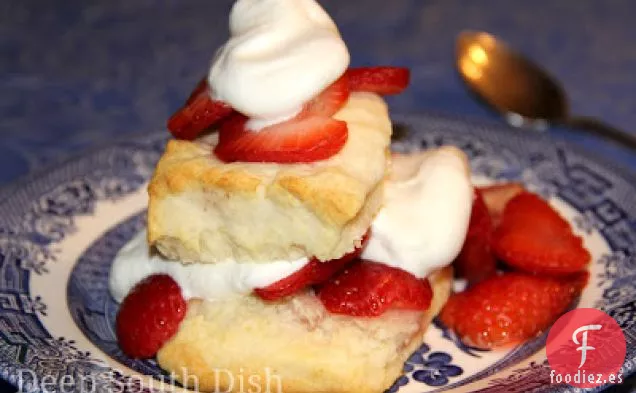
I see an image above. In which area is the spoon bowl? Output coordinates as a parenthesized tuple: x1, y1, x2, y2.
(456, 31, 636, 148)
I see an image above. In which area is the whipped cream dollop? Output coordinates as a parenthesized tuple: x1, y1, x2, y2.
(109, 147, 473, 302)
(362, 147, 474, 278)
(109, 230, 308, 303)
(209, 0, 350, 128)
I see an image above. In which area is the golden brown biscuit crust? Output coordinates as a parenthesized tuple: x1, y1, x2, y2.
(148, 93, 392, 263)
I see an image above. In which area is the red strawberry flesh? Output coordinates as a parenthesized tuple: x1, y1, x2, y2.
(492, 192, 591, 275)
(454, 189, 496, 284)
(214, 114, 347, 163)
(303, 73, 350, 117)
(440, 272, 588, 349)
(214, 75, 350, 163)
(254, 232, 369, 301)
(167, 79, 234, 140)
(346, 67, 410, 95)
(318, 260, 433, 317)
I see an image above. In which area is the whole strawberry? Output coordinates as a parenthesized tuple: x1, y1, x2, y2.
(116, 274, 187, 358)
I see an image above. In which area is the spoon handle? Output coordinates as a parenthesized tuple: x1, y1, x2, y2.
(565, 116, 636, 150)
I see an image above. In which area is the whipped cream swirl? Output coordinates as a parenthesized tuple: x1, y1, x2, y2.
(209, 0, 350, 128)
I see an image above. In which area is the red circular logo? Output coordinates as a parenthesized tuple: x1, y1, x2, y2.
(546, 308, 626, 388)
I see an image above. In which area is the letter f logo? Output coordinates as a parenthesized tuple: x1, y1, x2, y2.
(572, 324, 602, 368)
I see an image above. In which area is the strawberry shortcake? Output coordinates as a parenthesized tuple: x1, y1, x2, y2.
(109, 0, 591, 392)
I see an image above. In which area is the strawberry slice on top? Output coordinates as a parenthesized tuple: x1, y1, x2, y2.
(172, 67, 414, 163)
(346, 66, 410, 95)
(214, 75, 350, 163)
(492, 192, 591, 275)
(303, 73, 351, 117)
(167, 78, 234, 140)
(214, 115, 347, 163)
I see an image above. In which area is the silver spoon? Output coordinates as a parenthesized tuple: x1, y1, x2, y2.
(456, 31, 636, 149)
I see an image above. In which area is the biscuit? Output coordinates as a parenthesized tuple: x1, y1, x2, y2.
(148, 92, 391, 264)
(157, 266, 452, 393)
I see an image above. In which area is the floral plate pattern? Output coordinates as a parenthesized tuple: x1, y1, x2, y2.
(0, 113, 634, 393)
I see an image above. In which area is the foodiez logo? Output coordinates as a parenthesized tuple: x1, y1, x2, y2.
(572, 324, 602, 368)
(547, 308, 626, 388)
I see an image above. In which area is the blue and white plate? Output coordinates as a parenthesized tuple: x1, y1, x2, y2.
(0, 114, 634, 393)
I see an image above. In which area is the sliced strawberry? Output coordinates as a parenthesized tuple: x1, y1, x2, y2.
(254, 254, 352, 301)
(254, 233, 369, 301)
(116, 274, 187, 358)
(346, 66, 410, 95)
(214, 114, 347, 163)
(439, 272, 588, 349)
(318, 261, 433, 317)
(454, 190, 496, 284)
(167, 80, 233, 140)
(492, 192, 591, 275)
(214, 75, 350, 163)
(478, 183, 525, 226)
(304, 73, 350, 117)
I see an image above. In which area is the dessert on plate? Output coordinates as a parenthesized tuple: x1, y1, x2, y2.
(108, 1, 591, 392)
